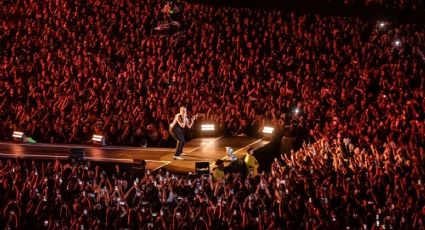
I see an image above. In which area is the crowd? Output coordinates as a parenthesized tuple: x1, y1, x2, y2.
(1, 0, 425, 229)
(334, 0, 425, 10)
(0, 136, 424, 229)
(1, 0, 424, 151)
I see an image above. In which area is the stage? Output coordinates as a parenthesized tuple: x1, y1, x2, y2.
(0, 136, 269, 173)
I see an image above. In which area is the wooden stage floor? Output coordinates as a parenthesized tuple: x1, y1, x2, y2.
(0, 136, 269, 173)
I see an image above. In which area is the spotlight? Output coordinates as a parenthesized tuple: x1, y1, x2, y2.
(262, 126, 274, 134)
(201, 123, 215, 132)
(294, 108, 299, 114)
(92, 134, 105, 146)
(13, 131, 24, 141)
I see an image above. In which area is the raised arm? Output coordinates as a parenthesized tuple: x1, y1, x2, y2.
(186, 114, 198, 129)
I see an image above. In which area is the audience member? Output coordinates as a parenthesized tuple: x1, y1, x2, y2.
(245, 147, 260, 178)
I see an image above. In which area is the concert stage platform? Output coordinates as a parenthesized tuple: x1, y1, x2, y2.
(0, 136, 269, 173)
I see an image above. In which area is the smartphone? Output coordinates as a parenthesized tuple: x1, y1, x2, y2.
(115, 186, 118, 191)
(84, 209, 88, 215)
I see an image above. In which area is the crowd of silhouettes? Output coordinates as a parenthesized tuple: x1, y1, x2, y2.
(1, 0, 424, 151)
(1, 136, 424, 229)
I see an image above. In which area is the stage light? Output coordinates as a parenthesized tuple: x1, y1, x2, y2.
(201, 123, 215, 131)
(13, 131, 24, 141)
(379, 22, 385, 28)
(92, 134, 105, 146)
(262, 126, 275, 134)
(294, 108, 300, 114)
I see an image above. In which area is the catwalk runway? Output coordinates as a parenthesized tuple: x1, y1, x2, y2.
(0, 136, 269, 173)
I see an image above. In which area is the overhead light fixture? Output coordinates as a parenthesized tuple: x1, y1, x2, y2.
(92, 134, 105, 146)
(201, 123, 215, 132)
(262, 126, 274, 134)
(13, 131, 24, 142)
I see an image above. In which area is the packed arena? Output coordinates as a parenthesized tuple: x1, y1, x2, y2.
(1, 139, 425, 229)
(332, 0, 425, 10)
(1, 0, 424, 148)
(1, 0, 425, 229)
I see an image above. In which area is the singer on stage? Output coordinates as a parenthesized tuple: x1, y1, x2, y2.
(169, 106, 197, 160)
